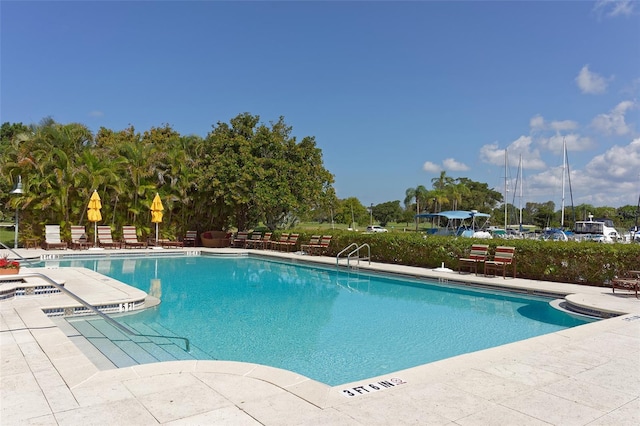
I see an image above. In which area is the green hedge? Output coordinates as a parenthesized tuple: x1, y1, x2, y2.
(280, 230, 640, 287)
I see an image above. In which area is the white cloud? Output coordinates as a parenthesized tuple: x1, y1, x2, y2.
(480, 137, 546, 170)
(422, 159, 468, 173)
(593, 0, 635, 18)
(422, 161, 441, 173)
(590, 100, 635, 136)
(529, 115, 545, 131)
(88, 110, 104, 117)
(584, 137, 640, 181)
(575, 65, 609, 94)
(539, 133, 595, 155)
(550, 120, 578, 132)
(442, 158, 469, 171)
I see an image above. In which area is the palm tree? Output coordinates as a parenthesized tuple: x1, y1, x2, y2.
(405, 185, 429, 230)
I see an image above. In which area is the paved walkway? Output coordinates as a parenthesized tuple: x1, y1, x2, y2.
(1, 248, 639, 425)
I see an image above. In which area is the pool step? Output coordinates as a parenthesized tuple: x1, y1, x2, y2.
(64, 317, 207, 368)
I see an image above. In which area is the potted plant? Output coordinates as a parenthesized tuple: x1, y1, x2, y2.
(0, 254, 20, 275)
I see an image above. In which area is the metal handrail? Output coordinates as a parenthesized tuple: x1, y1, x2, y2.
(0, 242, 40, 266)
(336, 243, 359, 266)
(5, 271, 190, 352)
(347, 243, 371, 267)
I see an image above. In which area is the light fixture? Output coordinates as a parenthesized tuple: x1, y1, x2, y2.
(10, 175, 24, 249)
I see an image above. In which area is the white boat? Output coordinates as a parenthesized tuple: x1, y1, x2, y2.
(573, 214, 621, 243)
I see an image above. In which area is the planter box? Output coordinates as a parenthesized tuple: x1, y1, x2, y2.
(0, 267, 20, 275)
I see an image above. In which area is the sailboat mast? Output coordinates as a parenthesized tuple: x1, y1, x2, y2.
(561, 137, 566, 228)
(504, 149, 508, 231)
(518, 154, 523, 229)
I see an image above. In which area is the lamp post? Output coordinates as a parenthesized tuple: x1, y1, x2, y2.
(9, 175, 24, 249)
(370, 203, 373, 226)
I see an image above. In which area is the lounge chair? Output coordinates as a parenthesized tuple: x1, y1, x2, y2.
(160, 238, 184, 248)
(458, 244, 489, 275)
(484, 246, 516, 278)
(244, 232, 263, 249)
(122, 226, 147, 249)
(97, 226, 121, 249)
(69, 225, 90, 250)
(43, 225, 68, 250)
(254, 232, 272, 250)
(309, 235, 332, 256)
(301, 235, 321, 254)
(612, 271, 640, 298)
(269, 233, 289, 250)
(232, 231, 249, 248)
(183, 230, 197, 247)
(276, 233, 299, 252)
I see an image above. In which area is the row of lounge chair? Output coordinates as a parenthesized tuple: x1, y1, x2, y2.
(41, 225, 196, 250)
(231, 232, 332, 255)
(458, 244, 516, 278)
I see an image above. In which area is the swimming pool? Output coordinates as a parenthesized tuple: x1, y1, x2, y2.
(50, 255, 592, 385)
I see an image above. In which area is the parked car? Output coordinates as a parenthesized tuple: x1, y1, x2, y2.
(366, 225, 388, 233)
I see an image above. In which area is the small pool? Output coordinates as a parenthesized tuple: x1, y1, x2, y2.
(46, 255, 593, 385)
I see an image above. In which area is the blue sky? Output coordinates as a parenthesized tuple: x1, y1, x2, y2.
(2, 1, 639, 209)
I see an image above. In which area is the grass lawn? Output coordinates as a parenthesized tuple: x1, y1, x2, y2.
(0, 226, 16, 247)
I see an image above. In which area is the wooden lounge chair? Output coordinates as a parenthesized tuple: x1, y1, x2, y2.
(122, 226, 147, 248)
(309, 235, 332, 256)
(277, 233, 299, 252)
(183, 230, 197, 247)
(43, 225, 68, 250)
(484, 246, 516, 278)
(244, 232, 263, 249)
(69, 225, 90, 250)
(232, 231, 249, 248)
(97, 226, 121, 249)
(269, 233, 289, 250)
(612, 271, 640, 298)
(458, 244, 489, 275)
(161, 238, 184, 248)
(254, 232, 272, 250)
(301, 235, 321, 254)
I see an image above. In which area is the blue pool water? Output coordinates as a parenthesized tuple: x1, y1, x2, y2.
(50, 255, 591, 385)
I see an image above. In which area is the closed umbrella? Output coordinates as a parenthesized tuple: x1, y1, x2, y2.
(150, 193, 164, 244)
(87, 190, 102, 246)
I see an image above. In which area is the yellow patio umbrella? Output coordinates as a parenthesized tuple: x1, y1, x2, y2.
(150, 193, 164, 244)
(87, 190, 102, 246)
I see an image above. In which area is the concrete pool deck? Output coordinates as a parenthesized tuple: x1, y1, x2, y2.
(1, 247, 639, 425)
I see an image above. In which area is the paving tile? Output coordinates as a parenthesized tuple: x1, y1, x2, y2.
(455, 404, 551, 425)
(587, 397, 640, 426)
(573, 357, 640, 396)
(543, 377, 636, 412)
(195, 372, 285, 405)
(400, 382, 495, 422)
(479, 361, 567, 387)
(162, 405, 262, 425)
(446, 368, 534, 403)
(501, 389, 606, 425)
(336, 392, 451, 425)
(0, 386, 51, 425)
(53, 397, 158, 425)
(133, 376, 234, 423)
(71, 378, 136, 407)
(42, 384, 80, 413)
(239, 390, 324, 426)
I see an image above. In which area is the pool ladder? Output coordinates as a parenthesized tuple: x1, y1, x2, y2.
(336, 243, 370, 268)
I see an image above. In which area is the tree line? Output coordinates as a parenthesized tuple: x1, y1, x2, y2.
(2, 115, 637, 244)
(0, 114, 334, 240)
